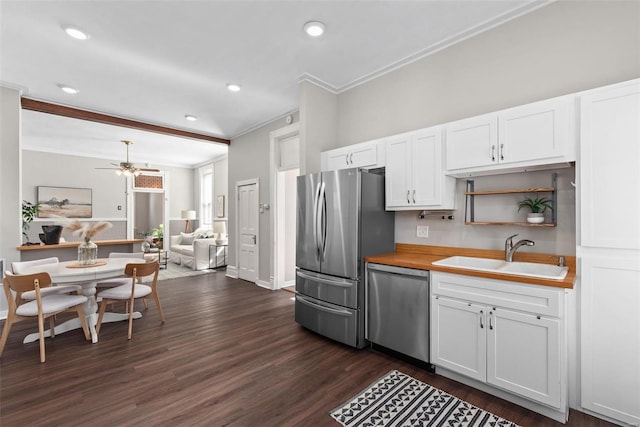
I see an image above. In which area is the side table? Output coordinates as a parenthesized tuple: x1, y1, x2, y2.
(144, 248, 168, 269)
(209, 244, 227, 269)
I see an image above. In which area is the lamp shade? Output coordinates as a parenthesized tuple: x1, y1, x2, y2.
(181, 210, 197, 220)
(213, 220, 226, 235)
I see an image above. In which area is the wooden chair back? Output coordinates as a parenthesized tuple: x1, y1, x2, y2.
(125, 262, 159, 284)
(4, 272, 52, 294)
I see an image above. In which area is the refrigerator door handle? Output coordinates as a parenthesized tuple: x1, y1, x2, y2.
(318, 181, 327, 261)
(296, 270, 354, 288)
(297, 295, 352, 316)
(313, 181, 322, 259)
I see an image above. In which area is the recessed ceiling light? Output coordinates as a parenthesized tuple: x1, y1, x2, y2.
(227, 84, 241, 92)
(304, 21, 325, 37)
(57, 84, 79, 94)
(62, 25, 90, 40)
(185, 115, 198, 121)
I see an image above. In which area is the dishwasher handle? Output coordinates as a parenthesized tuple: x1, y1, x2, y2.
(367, 262, 429, 278)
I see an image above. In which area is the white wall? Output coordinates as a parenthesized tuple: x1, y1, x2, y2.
(299, 81, 338, 174)
(228, 113, 299, 284)
(22, 150, 196, 240)
(0, 86, 22, 315)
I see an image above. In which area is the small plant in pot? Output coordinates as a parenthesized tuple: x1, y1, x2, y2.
(518, 196, 552, 224)
(21, 200, 40, 245)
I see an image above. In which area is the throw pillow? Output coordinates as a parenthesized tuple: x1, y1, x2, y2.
(180, 232, 195, 245)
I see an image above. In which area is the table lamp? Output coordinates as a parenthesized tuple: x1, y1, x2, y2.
(213, 220, 227, 245)
(181, 210, 196, 233)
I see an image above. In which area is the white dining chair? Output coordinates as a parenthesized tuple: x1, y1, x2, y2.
(0, 272, 90, 363)
(11, 257, 82, 303)
(96, 261, 164, 340)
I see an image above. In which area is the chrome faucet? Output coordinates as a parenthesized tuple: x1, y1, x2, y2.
(505, 234, 535, 262)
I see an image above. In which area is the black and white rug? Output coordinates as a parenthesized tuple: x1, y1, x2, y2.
(331, 370, 520, 427)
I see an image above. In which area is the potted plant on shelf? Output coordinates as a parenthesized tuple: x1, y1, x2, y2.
(151, 224, 164, 249)
(518, 196, 553, 224)
(21, 200, 40, 245)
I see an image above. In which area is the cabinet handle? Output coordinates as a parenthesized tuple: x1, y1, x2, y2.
(412, 189, 416, 204)
(489, 311, 494, 330)
(500, 143, 504, 160)
(491, 145, 496, 162)
(407, 190, 410, 204)
(345, 154, 349, 165)
(479, 310, 484, 329)
(349, 153, 353, 164)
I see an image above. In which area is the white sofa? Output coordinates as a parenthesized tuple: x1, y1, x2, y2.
(168, 228, 218, 270)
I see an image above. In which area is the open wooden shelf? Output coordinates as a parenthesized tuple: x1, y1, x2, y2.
(465, 187, 555, 196)
(465, 173, 557, 227)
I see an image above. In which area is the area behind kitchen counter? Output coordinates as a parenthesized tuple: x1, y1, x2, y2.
(365, 243, 575, 289)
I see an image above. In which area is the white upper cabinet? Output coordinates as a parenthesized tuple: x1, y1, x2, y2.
(579, 80, 640, 250)
(321, 138, 385, 171)
(385, 126, 455, 210)
(445, 95, 575, 176)
(445, 113, 498, 171)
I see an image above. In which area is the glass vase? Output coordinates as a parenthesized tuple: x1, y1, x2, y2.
(78, 239, 98, 265)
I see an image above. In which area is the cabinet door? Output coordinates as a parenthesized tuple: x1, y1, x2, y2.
(326, 147, 352, 171)
(349, 143, 377, 169)
(445, 113, 497, 171)
(498, 95, 573, 165)
(581, 253, 640, 425)
(487, 308, 562, 408)
(411, 127, 442, 206)
(385, 133, 411, 208)
(431, 296, 486, 382)
(579, 81, 640, 250)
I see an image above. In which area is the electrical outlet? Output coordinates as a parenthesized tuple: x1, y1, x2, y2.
(416, 225, 429, 238)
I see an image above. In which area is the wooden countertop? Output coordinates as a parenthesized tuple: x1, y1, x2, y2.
(17, 239, 144, 251)
(365, 243, 575, 289)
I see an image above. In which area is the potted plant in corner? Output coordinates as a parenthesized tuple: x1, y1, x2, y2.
(518, 195, 553, 224)
(21, 200, 40, 245)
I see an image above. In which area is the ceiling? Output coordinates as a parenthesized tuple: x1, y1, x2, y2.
(0, 0, 549, 168)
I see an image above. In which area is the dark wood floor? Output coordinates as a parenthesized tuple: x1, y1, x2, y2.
(0, 272, 613, 427)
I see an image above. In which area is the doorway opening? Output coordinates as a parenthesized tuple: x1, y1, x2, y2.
(270, 123, 300, 290)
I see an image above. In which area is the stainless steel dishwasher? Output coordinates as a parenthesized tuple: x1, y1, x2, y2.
(366, 263, 430, 363)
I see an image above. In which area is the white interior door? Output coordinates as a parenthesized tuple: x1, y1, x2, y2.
(238, 182, 258, 283)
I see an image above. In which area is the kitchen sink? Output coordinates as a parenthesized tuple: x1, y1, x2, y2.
(432, 256, 568, 280)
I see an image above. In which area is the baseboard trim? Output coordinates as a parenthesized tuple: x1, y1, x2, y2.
(225, 265, 238, 278)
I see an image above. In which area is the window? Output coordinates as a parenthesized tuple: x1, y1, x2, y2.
(200, 165, 213, 228)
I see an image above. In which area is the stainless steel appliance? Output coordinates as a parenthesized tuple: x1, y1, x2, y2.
(366, 263, 430, 363)
(295, 168, 394, 348)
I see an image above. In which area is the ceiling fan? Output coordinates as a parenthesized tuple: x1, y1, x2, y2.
(97, 140, 160, 176)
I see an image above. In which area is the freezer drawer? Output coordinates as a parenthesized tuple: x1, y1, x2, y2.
(366, 263, 430, 363)
(296, 269, 359, 309)
(295, 294, 359, 348)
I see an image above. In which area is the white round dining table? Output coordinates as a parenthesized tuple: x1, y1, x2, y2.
(18, 258, 143, 344)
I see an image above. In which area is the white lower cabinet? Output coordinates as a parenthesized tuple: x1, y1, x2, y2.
(431, 272, 568, 420)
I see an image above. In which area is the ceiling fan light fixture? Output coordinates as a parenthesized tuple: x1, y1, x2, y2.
(227, 83, 241, 92)
(63, 25, 90, 40)
(58, 84, 79, 94)
(185, 114, 198, 121)
(304, 21, 325, 37)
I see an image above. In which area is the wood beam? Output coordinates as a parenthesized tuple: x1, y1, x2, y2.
(21, 98, 230, 145)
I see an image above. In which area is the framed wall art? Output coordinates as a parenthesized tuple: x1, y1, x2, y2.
(217, 195, 225, 218)
(37, 186, 92, 218)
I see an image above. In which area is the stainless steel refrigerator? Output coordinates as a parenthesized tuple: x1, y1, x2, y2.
(295, 168, 395, 348)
